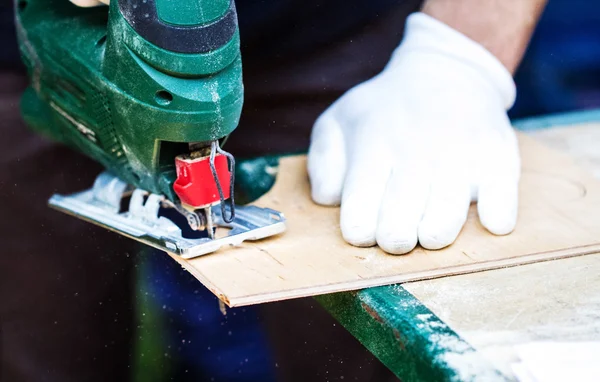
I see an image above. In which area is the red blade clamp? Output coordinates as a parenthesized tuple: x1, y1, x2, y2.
(173, 141, 235, 222)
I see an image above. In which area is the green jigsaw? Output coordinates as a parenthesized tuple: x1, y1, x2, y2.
(15, 0, 286, 257)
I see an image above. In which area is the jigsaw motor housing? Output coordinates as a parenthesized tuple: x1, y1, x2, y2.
(15, 0, 244, 202)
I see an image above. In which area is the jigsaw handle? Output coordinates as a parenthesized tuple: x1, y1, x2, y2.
(117, 0, 235, 56)
(108, 0, 240, 76)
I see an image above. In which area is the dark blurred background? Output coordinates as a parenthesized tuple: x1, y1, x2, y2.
(1, 0, 600, 381)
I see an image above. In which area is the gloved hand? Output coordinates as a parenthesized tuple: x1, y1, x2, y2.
(308, 13, 520, 255)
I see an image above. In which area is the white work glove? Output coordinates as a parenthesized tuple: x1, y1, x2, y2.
(308, 13, 520, 255)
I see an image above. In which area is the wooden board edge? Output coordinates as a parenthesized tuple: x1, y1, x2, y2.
(224, 243, 600, 307)
(166, 252, 234, 306)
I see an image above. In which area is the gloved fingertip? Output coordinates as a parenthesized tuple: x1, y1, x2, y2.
(311, 185, 342, 206)
(307, 114, 346, 207)
(417, 232, 455, 250)
(308, 160, 344, 206)
(417, 221, 458, 250)
(341, 211, 377, 247)
(70, 0, 105, 7)
(479, 211, 517, 236)
(417, 205, 468, 250)
(477, 184, 518, 236)
(376, 231, 418, 255)
(341, 225, 377, 247)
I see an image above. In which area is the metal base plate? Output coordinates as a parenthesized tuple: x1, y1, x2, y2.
(48, 173, 286, 259)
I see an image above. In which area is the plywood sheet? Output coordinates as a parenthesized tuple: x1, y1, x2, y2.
(168, 134, 600, 306)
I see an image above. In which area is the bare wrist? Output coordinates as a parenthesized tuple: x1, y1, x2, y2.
(422, 0, 547, 74)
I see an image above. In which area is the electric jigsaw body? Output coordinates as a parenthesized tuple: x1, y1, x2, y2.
(15, 0, 285, 257)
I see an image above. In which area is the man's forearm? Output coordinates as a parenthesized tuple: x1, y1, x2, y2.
(422, 0, 547, 74)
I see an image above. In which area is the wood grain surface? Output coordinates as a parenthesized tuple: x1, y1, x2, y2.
(168, 134, 600, 306)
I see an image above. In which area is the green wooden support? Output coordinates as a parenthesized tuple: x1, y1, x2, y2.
(316, 287, 506, 381)
(512, 108, 600, 131)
